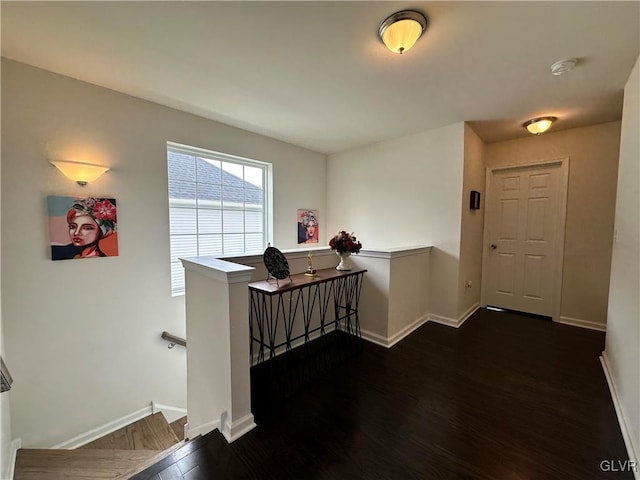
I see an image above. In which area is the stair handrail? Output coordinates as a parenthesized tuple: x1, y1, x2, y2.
(161, 331, 187, 349)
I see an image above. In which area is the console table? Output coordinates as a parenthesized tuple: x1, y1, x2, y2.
(248, 267, 366, 364)
(248, 267, 366, 417)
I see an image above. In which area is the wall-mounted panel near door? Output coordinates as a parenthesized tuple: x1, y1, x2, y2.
(481, 159, 569, 320)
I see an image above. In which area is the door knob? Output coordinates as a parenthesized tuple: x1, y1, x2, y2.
(490, 244, 497, 249)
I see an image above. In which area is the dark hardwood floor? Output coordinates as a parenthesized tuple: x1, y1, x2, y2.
(132, 308, 632, 479)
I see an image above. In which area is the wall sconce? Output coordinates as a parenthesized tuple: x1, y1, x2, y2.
(523, 117, 557, 135)
(378, 10, 428, 54)
(50, 160, 110, 186)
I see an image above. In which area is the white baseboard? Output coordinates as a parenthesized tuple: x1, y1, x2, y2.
(361, 315, 428, 349)
(387, 315, 429, 348)
(221, 413, 256, 443)
(429, 303, 480, 329)
(427, 313, 459, 327)
(186, 411, 256, 444)
(152, 401, 188, 424)
(558, 316, 606, 332)
(360, 305, 481, 348)
(457, 303, 480, 328)
(359, 329, 390, 348)
(52, 406, 152, 449)
(600, 353, 639, 480)
(52, 401, 187, 449)
(185, 418, 220, 441)
(5, 438, 21, 480)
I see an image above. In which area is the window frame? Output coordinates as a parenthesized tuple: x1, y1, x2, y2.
(167, 141, 273, 296)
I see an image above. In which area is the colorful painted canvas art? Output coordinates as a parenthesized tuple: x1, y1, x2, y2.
(297, 209, 319, 244)
(48, 196, 119, 260)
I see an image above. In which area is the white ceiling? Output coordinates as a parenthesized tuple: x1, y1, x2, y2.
(1, 1, 639, 154)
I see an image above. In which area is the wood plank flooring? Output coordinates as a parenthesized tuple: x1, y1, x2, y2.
(15, 413, 185, 479)
(132, 308, 633, 480)
(169, 417, 187, 442)
(81, 412, 179, 451)
(14, 449, 162, 479)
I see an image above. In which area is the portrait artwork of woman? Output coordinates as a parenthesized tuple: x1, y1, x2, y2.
(297, 209, 319, 244)
(48, 196, 119, 260)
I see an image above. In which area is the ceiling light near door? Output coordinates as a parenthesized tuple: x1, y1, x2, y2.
(378, 10, 427, 54)
(523, 117, 557, 135)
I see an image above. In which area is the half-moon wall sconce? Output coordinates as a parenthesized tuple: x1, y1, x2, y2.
(51, 160, 110, 186)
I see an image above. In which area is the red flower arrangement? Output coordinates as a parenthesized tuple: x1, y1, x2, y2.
(329, 230, 362, 254)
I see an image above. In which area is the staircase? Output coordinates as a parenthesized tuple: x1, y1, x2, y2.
(14, 413, 187, 479)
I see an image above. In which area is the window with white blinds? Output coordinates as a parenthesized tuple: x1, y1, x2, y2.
(167, 143, 271, 295)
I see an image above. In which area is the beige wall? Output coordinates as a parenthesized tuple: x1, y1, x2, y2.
(0, 334, 10, 480)
(1, 59, 326, 447)
(349, 255, 391, 340)
(388, 251, 430, 339)
(458, 124, 485, 318)
(0, 122, 12, 478)
(605, 56, 639, 463)
(485, 121, 621, 328)
(327, 123, 465, 320)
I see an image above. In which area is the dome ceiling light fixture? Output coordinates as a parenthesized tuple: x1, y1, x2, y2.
(378, 10, 428, 55)
(550, 58, 577, 76)
(523, 117, 558, 135)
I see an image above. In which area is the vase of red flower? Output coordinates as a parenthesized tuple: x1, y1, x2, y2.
(329, 231, 362, 271)
(335, 251, 351, 271)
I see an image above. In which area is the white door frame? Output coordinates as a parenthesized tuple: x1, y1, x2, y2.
(480, 157, 569, 322)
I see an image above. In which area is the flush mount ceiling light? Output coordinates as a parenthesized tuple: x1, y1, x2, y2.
(523, 117, 557, 135)
(378, 10, 427, 54)
(550, 58, 577, 76)
(51, 160, 110, 186)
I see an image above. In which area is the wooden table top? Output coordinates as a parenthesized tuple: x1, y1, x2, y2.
(248, 267, 367, 295)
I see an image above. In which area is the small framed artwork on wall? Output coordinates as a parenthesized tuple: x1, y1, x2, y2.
(297, 209, 319, 244)
(47, 196, 119, 260)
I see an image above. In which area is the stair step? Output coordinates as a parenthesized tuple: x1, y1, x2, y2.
(80, 412, 179, 451)
(122, 439, 190, 478)
(14, 448, 161, 479)
(169, 416, 187, 441)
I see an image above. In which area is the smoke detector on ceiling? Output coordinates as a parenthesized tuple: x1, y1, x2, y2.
(550, 58, 577, 76)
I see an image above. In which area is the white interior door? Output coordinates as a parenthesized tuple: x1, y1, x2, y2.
(482, 161, 567, 318)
